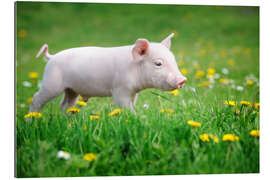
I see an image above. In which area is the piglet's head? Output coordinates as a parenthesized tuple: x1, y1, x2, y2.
(132, 33, 187, 91)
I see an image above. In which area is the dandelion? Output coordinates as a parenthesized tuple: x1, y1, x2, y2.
(222, 134, 239, 142)
(250, 130, 260, 137)
(68, 122, 73, 127)
(224, 100, 236, 106)
(199, 134, 210, 142)
(143, 132, 147, 139)
(160, 109, 165, 113)
(26, 97, 33, 104)
(77, 100, 87, 107)
(198, 81, 211, 87)
(180, 68, 188, 76)
(24, 112, 42, 119)
(227, 59, 235, 66)
(83, 125, 87, 131)
(246, 80, 254, 86)
(207, 68, 216, 75)
(167, 109, 173, 116)
(57, 150, 71, 160)
(200, 134, 219, 143)
(18, 29, 27, 38)
(187, 120, 201, 128)
(254, 103, 260, 109)
(178, 52, 185, 58)
(109, 109, 121, 117)
(209, 134, 219, 143)
(66, 107, 80, 114)
(169, 89, 179, 96)
(219, 78, 230, 84)
(240, 101, 251, 107)
(199, 49, 207, 56)
(195, 70, 205, 79)
(22, 81, 32, 87)
(235, 108, 240, 115)
(83, 153, 97, 162)
(89, 115, 100, 120)
(28, 72, 39, 79)
(219, 50, 227, 57)
(178, 60, 185, 66)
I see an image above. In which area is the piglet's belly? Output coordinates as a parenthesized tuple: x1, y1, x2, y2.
(64, 76, 113, 97)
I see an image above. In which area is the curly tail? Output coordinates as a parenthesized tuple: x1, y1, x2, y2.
(36, 44, 52, 60)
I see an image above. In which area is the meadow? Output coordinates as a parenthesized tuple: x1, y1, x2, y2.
(16, 2, 259, 177)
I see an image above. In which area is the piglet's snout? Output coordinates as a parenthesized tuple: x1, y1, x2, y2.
(176, 77, 187, 88)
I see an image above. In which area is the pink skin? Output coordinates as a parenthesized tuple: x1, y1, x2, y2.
(30, 33, 186, 115)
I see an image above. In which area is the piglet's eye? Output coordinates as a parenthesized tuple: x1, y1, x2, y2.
(154, 61, 163, 66)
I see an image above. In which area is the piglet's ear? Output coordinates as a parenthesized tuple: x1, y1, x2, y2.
(132, 38, 149, 61)
(161, 33, 175, 49)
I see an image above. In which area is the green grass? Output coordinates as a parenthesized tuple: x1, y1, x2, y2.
(16, 2, 259, 177)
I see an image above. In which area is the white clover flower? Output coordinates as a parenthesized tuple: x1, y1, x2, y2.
(143, 104, 149, 109)
(20, 103, 26, 108)
(236, 86, 244, 91)
(222, 68, 229, 74)
(209, 84, 213, 89)
(57, 150, 70, 160)
(214, 73, 220, 79)
(190, 87, 196, 92)
(22, 81, 32, 87)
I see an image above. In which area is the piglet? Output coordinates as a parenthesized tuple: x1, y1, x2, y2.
(30, 33, 187, 114)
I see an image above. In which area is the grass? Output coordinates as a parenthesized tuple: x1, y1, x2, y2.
(16, 2, 259, 177)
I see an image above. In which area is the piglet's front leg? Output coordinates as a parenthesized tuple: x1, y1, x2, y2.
(112, 88, 136, 114)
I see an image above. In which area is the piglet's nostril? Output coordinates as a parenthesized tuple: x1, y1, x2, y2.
(176, 78, 187, 88)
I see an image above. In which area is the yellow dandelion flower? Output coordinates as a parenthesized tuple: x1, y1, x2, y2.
(235, 108, 240, 115)
(24, 112, 42, 119)
(219, 50, 227, 57)
(89, 115, 100, 120)
(108, 109, 121, 117)
(160, 109, 165, 113)
(178, 60, 185, 66)
(200, 134, 210, 142)
(195, 70, 205, 79)
(212, 136, 219, 143)
(83, 153, 97, 162)
(219, 78, 229, 84)
(66, 107, 80, 114)
(178, 52, 185, 58)
(224, 100, 236, 106)
(198, 81, 211, 87)
(243, 48, 251, 55)
(199, 49, 207, 56)
(250, 130, 260, 137)
(167, 109, 173, 116)
(227, 59, 235, 66)
(169, 89, 179, 96)
(26, 97, 33, 104)
(83, 125, 87, 131)
(77, 100, 87, 107)
(18, 29, 27, 38)
(222, 134, 239, 142)
(207, 68, 216, 75)
(28, 72, 39, 79)
(143, 133, 147, 139)
(187, 120, 201, 128)
(240, 101, 251, 107)
(180, 68, 188, 76)
(254, 103, 260, 109)
(246, 80, 254, 86)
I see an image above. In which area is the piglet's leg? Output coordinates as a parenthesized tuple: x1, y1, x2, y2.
(60, 89, 79, 112)
(112, 89, 136, 114)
